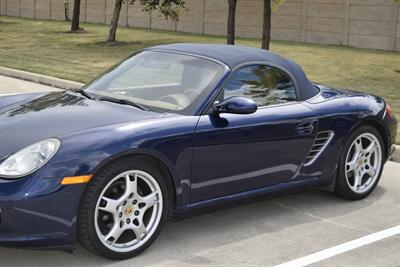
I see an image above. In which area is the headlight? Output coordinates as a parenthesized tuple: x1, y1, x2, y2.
(0, 138, 61, 178)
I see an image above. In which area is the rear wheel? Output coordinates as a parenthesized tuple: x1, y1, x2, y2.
(78, 158, 169, 259)
(335, 126, 384, 200)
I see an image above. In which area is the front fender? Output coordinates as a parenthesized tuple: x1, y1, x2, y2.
(41, 115, 198, 209)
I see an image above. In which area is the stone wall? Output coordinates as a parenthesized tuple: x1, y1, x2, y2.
(1, 0, 399, 51)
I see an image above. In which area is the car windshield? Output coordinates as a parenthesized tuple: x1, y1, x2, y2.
(84, 51, 225, 113)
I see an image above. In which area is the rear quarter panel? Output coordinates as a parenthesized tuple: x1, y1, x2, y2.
(301, 87, 388, 186)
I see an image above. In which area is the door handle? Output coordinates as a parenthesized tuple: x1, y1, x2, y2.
(296, 121, 315, 134)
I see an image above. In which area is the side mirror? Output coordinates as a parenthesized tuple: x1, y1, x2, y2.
(213, 97, 257, 115)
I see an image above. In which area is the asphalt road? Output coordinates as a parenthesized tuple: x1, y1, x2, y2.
(1, 75, 400, 267)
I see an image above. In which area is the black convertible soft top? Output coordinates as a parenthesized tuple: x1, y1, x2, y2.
(147, 43, 319, 100)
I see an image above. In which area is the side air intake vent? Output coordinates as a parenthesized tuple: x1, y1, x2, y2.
(304, 131, 334, 166)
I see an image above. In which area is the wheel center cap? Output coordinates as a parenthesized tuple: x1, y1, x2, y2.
(124, 207, 133, 216)
(358, 159, 363, 167)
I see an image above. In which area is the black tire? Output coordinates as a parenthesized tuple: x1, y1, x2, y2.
(78, 157, 169, 260)
(335, 125, 385, 200)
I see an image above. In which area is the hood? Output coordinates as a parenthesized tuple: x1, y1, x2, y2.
(0, 91, 164, 158)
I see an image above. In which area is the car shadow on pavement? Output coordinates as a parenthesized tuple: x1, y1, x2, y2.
(0, 185, 386, 267)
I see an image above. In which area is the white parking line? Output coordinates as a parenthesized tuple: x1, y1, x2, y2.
(274, 225, 400, 267)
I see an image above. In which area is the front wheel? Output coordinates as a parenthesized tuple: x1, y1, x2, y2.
(78, 158, 169, 259)
(335, 126, 384, 200)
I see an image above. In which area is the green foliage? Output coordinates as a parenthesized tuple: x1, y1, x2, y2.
(126, 0, 186, 20)
(272, 0, 284, 5)
(272, 0, 284, 11)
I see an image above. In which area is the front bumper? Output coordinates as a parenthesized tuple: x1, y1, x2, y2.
(0, 174, 86, 248)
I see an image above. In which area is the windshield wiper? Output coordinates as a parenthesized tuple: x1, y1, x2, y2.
(72, 89, 95, 100)
(99, 96, 151, 111)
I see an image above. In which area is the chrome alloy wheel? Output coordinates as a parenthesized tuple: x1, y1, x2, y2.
(345, 133, 382, 194)
(94, 170, 163, 253)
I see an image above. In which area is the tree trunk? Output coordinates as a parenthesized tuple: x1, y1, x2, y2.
(261, 0, 272, 50)
(70, 0, 82, 32)
(107, 0, 124, 43)
(227, 0, 237, 45)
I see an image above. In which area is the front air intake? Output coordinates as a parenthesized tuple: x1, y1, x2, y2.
(304, 131, 334, 166)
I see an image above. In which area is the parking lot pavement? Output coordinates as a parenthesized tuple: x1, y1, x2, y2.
(0, 161, 398, 267)
(0, 75, 57, 94)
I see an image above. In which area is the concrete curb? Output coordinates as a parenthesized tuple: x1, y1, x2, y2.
(391, 145, 400, 163)
(0, 67, 84, 90)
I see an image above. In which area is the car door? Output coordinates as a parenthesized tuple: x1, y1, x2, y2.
(190, 64, 317, 203)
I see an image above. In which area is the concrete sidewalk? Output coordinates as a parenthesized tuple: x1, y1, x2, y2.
(0, 74, 58, 94)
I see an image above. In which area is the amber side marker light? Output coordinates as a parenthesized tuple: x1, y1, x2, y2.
(61, 175, 93, 185)
(386, 104, 394, 119)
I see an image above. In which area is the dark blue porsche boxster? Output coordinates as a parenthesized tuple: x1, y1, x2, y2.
(0, 44, 397, 259)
